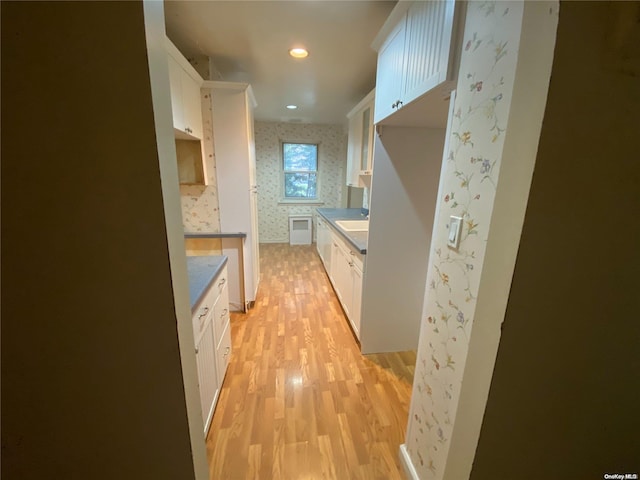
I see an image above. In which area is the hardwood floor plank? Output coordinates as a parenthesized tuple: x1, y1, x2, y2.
(206, 243, 415, 479)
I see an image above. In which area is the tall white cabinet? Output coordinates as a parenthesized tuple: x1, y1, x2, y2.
(206, 81, 260, 310)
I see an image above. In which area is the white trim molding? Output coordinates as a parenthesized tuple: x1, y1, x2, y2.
(399, 444, 420, 480)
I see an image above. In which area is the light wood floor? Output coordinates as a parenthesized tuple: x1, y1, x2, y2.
(206, 243, 416, 480)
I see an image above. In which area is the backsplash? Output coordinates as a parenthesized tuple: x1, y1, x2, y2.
(405, 2, 528, 478)
(180, 88, 222, 237)
(255, 122, 347, 243)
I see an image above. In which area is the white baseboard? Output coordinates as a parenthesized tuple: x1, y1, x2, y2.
(399, 444, 420, 480)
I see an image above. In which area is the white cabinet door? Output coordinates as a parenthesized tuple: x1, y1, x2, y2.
(317, 218, 327, 264)
(346, 90, 375, 185)
(374, 0, 458, 124)
(318, 219, 332, 269)
(374, 17, 406, 124)
(350, 263, 363, 338)
(195, 318, 218, 434)
(329, 237, 341, 289)
(213, 283, 230, 349)
(345, 114, 361, 186)
(316, 218, 323, 259)
(181, 68, 203, 140)
(336, 244, 353, 317)
(402, 0, 456, 106)
(359, 103, 374, 175)
(216, 322, 232, 384)
(168, 55, 203, 139)
(168, 55, 185, 132)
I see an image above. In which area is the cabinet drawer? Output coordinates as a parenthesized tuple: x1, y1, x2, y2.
(332, 229, 365, 272)
(192, 266, 229, 341)
(213, 266, 228, 300)
(216, 322, 232, 384)
(192, 289, 216, 341)
(213, 283, 230, 349)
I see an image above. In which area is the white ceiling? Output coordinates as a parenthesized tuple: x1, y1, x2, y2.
(164, 0, 397, 125)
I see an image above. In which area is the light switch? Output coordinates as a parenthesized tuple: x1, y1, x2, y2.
(447, 216, 463, 250)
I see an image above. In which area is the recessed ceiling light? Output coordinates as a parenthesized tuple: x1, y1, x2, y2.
(286, 105, 298, 110)
(289, 48, 308, 59)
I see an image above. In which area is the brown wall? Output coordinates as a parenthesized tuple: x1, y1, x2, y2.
(470, 2, 640, 479)
(1, 2, 196, 479)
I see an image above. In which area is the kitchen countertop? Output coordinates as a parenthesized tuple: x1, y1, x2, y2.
(186, 255, 228, 311)
(184, 232, 246, 239)
(316, 208, 368, 254)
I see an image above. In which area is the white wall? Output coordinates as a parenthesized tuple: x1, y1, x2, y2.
(361, 127, 445, 354)
(470, 2, 640, 477)
(255, 122, 348, 243)
(402, 2, 558, 479)
(2, 1, 208, 478)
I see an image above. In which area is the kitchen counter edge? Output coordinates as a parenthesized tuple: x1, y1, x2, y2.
(316, 208, 368, 254)
(186, 255, 228, 312)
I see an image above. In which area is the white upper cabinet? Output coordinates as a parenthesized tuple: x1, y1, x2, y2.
(374, 19, 406, 123)
(346, 89, 375, 187)
(373, 0, 460, 125)
(166, 38, 204, 139)
(180, 67, 203, 140)
(168, 56, 185, 132)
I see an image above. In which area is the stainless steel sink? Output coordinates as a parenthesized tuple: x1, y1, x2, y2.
(335, 219, 369, 232)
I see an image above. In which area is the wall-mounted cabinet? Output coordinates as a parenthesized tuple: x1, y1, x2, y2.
(166, 37, 209, 185)
(346, 89, 375, 187)
(373, 0, 462, 125)
(167, 45, 204, 140)
(175, 139, 206, 185)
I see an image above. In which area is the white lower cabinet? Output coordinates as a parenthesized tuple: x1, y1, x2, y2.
(350, 261, 363, 337)
(216, 322, 232, 383)
(324, 226, 365, 339)
(334, 242, 353, 316)
(316, 216, 332, 268)
(191, 265, 232, 435)
(195, 319, 218, 432)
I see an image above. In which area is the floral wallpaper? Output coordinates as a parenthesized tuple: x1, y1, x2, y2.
(254, 122, 347, 243)
(405, 2, 526, 478)
(180, 88, 222, 236)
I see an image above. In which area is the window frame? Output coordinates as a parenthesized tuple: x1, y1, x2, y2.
(281, 141, 320, 202)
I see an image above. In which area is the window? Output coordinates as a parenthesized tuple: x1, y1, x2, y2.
(283, 142, 318, 199)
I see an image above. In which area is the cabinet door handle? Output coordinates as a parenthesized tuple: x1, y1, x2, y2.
(218, 278, 226, 287)
(198, 307, 209, 319)
(391, 101, 397, 109)
(221, 308, 228, 317)
(397, 100, 403, 108)
(349, 261, 354, 267)
(195, 346, 199, 354)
